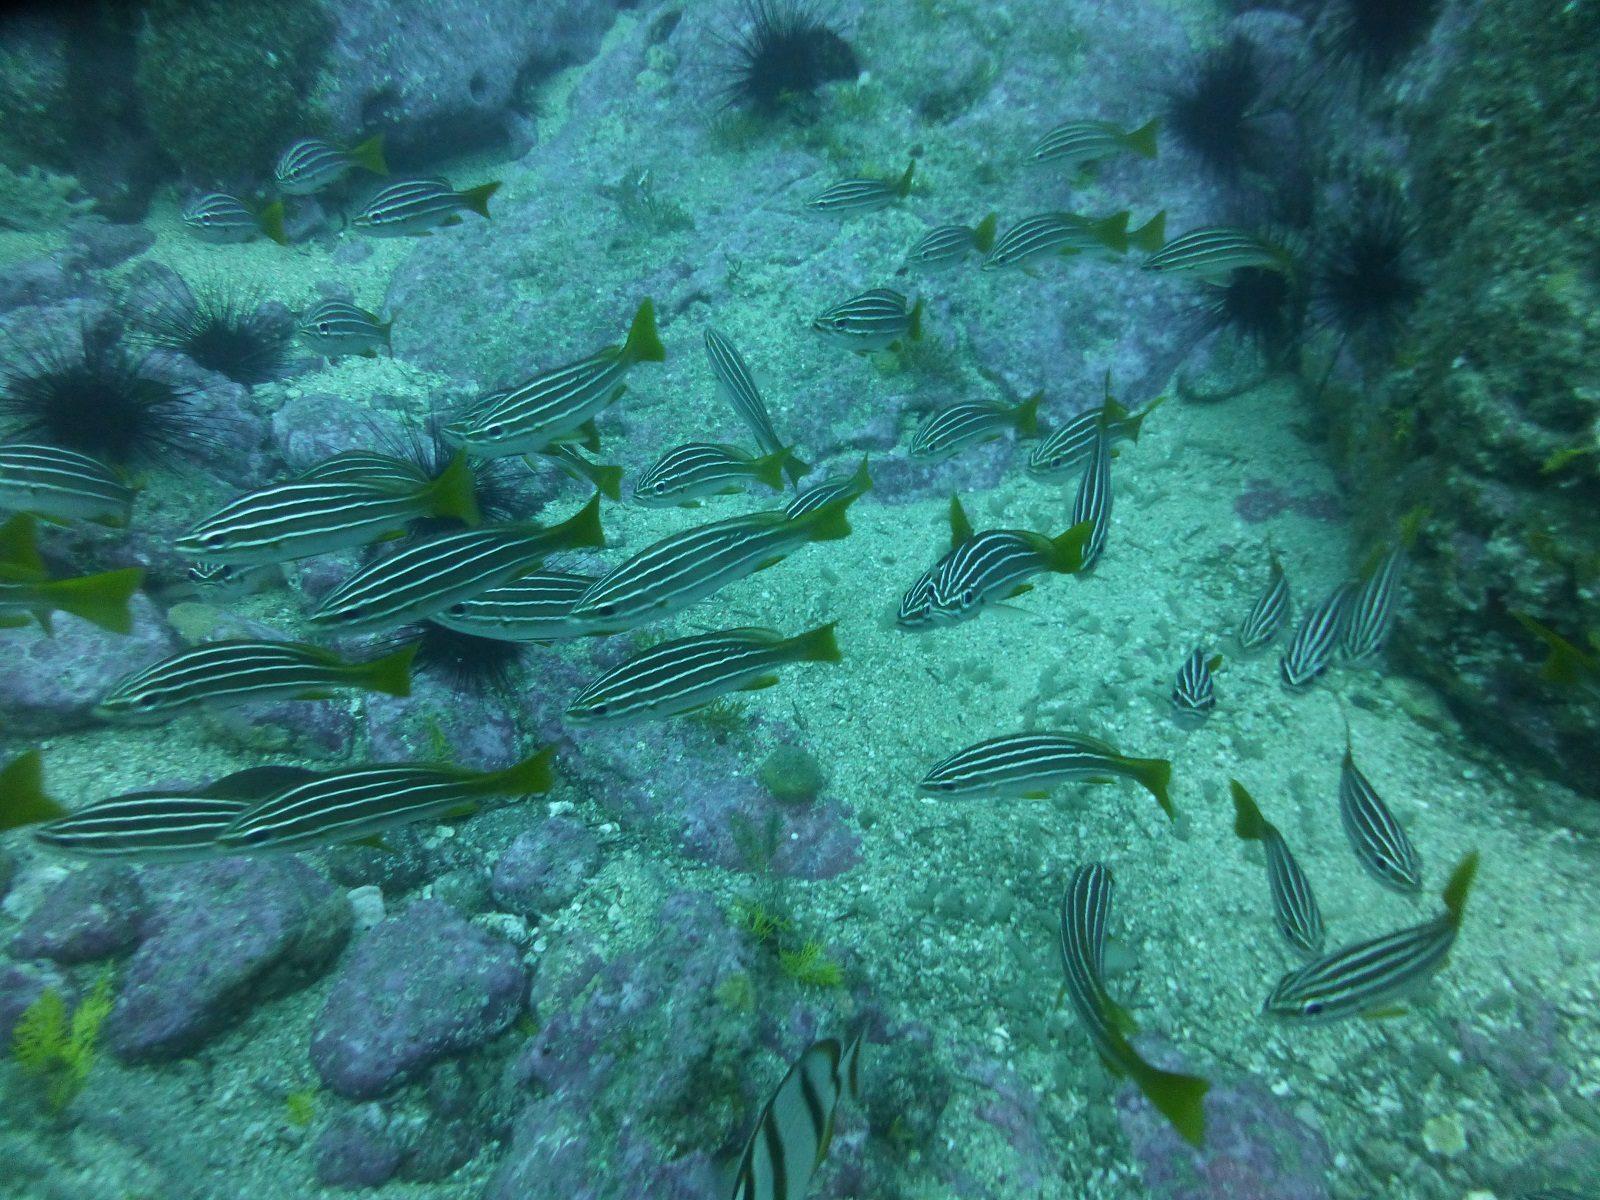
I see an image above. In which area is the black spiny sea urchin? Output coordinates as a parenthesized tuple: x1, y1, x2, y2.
(1313, 178, 1423, 352)
(0, 334, 205, 465)
(127, 273, 292, 388)
(399, 623, 526, 698)
(1324, 0, 1443, 77)
(396, 421, 529, 536)
(1199, 266, 1307, 359)
(720, 0, 859, 118)
(1162, 36, 1269, 182)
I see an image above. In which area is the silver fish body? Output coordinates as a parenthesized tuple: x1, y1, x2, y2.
(804, 162, 913, 214)
(1341, 546, 1405, 663)
(352, 177, 500, 236)
(1238, 555, 1290, 652)
(430, 570, 603, 643)
(783, 460, 872, 520)
(1231, 780, 1325, 957)
(1028, 118, 1159, 168)
(0, 443, 133, 526)
(631, 442, 792, 507)
(812, 289, 922, 352)
(274, 134, 386, 195)
(925, 524, 1089, 624)
(1143, 226, 1293, 281)
(703, 327, 805, 483)
(730, 1032, 864, 1200)
(1170, 649, 1218, 723)
(1339, 741, 1422, 894)
(181, 192, 285, 244)
(1280, 582, 1353, 689)
(909, 394, 1040, 462)
(1071, 412, 1114, 572)
(903, 213, 997, 271)
(919, 731, 1175, 818)
(297, 299, 392, 357)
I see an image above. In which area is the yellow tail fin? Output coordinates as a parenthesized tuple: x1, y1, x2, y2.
(359, 641, 417, 698)
(788, 621, 842, 664)
(44, 567, 144, 634)
(349, 133, 388, 176)
(622, 297, 666, 365)
(422, 450, 483, 526)
(0, 751, 66, 831)
(458, 181, 501, 220)
(482, 746, 556, 796)
(1229, 779, 1268, 840)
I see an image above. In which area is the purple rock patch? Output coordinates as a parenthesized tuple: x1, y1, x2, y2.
(490, 817, 601, 917)
(311, 899, 525, 1099)
(9, 863, 146, 964)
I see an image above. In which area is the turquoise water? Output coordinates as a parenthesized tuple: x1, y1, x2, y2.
(2, 2, 1597, 1198)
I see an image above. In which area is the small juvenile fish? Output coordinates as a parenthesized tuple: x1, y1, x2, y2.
(1280, 582, 1353, 690)
(1025, 392, 1162, 481)
(1263, 851, 1478, 1022)
(632, 442, 797, 507)
(1143, 226, 1294, 282)
(729, 1032, 864, 1200)
(274, 134, 387, 195)
(297, 299, 393, 358)
(924, 498, 1092, 624)
(310, 496, 604, 634)
(176, 452, 481, 565)
(1170, 649, 1221, 724)
(1238, 553, 1290, 652)
(982, 210, 1164, 271)
(96, 640, 417, 720)
(183, 560, 280, 600)
(0, 514, 143, 634)
(181, 193, 287, 244)
(443, 299, 664, 457)
(903, 213, 998, 271)
(0, 753, 320, 862)
(568, 490, 860, 633)
(1230, 780, 1325, 957)
(217, 749, 555, 853)
(1339, 728, 1422, 894)
(783, 459, 872, 520)
(1342, 544, 1406, 664)
(704, 327, 808, 484)
(1028, 117, 1160, 169)
(534, 444, 625, 500)
(1071, 406, 1114, 573)
(805, 161, 914, 214)
(1059, 863, 1209, 1147)
(812, 289, 923, 353)
(909, 393, 1040, 463)
(353, 177, 501, 237)
(920, 731, 1175, 819)
(0, 443, 133, 526)
(566, 622, 841, 724)
(430, 570, 604, 643)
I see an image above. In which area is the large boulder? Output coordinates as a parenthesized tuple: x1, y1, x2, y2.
(310, 899, 525, 1098)
(106, 857, 351, 1062)
(1330, 0, 1600, 795)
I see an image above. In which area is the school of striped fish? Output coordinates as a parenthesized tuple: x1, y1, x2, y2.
(0, 100, 1503, 1200)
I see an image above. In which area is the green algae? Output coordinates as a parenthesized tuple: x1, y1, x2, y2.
(11, 974, 114, 1113)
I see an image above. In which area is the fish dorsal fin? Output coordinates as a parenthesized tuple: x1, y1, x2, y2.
(948, 494, 973, 547)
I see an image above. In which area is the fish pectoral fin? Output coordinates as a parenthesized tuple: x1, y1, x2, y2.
(1359, 1005, 1410, 1021)
(350, 834, 395, 851)
(294, 688, 337, 701)
(1005, 583, 1034, 598)
(443, 801, 481, 820)
(1021, 789, 1051, 799)
(738, 674, 782, 692)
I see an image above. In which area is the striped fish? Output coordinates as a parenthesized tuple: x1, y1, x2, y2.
(180, 192, 286, 244)
(704, 328, 808, 485)
(812, 289, 923, 352)
(1517, 1191, 1588, 1200)
(899, 495, 971, 630)
(1230, 780, 1325, 957)
(0, 513, 143, 635)
(804, 161, 914, 214)
(1059, 863, 1209, 1147)
(982, 210, 1164, 271)
(729, 1032, 864, 1200)
(0, 442, 133, 526)
(95, 639, 417, 720)
(442, 299, 664, 457)
(925, 501, 1092, 623)
(632, 443, 796, 507)
(783, 459, 872, 520)
(295, 450, 429, 488)
(535, 444, 625, 500)
(1143, 226, 1294, 282)
(903, 214, 998, 271)
(352, 177, 501, 236)
(176, 453, 481, 564)
(568, 490, 860, 633)
(1171, 649, 1220, 723)
(0, 751, 317, 862)
(909, 393, 1040, 463)
(567, 623, 840, 725)
(430, 570, 604, 643)
(217, 749, 555, 853)
(1025, 393, 1162, 481)
(1071, 404, 1114, 573)
(274, 134, 387, 195)
(1238, 553, 1289, 652)
(1339, 730, 1422, 894)
(919, 731, 1175, 819)
(1341, 545, 1406, 664)
(1279, 582, 1353, 690)
(297, 299, 393, 358)
(896, 568, 937, 629)
(1028, 117, 1160, 168)
(310, 496, 605, 633)
(184, 560, 280, 600)
(1264, 851, 1479, 1021)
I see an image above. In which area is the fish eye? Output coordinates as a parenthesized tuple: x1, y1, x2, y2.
(447, 602, 468, 616)
(651, 481, 667, 495)
(961, 587, 976, 606)
(485, 423, 505, 439)
(595, 603, 617, 617)
(317, 322, 332, 335)
(133, 692, 160, 709)
(1301, 1000, 1323, 1017)
(589, 703, 609, 716)
(198, 532, 224, 549)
